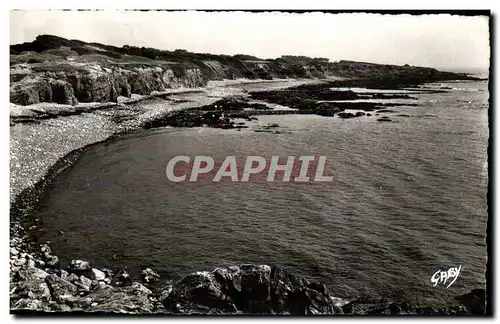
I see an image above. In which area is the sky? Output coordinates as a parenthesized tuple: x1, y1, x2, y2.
(9, 10, 490, 71)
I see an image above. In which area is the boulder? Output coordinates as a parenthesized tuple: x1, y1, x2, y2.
(40, 244, 52, 255)
(16, 267, 49, 282)
(13, 258, 27, 267)
(9, 77, 78, 106)
(10, 279, 51, 302)
(455, 288, 486, 315)
(141, 268, 160, 284)
(59, 269, 70, 281)
(163, 264, 336, 314)
(113, 269, 133, 287)
(92, 268, 106, 281)
(11, 298, 51, 312)
(164, 271, 237, 313)
(67, 259, 94, 279)
(84, 283, 155, 313)
(45, 274, 78, 302)
(337, 112, 355, 119)
(45, 255, 60, 268)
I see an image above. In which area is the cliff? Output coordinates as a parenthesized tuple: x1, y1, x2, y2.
(10, 34, 475, 106)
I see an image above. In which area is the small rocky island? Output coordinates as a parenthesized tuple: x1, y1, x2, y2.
(10, 35, 486, 315)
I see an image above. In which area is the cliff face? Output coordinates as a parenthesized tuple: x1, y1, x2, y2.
(10, 34, 474, 106)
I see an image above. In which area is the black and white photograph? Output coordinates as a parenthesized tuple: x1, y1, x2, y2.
(8, 8, 491, 316)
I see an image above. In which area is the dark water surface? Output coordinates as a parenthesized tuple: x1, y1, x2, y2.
(36, 81, 488, 303)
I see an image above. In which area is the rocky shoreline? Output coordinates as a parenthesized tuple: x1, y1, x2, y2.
(10, 35, 487, 315)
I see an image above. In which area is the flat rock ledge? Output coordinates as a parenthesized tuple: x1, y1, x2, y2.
(10, 240, 486, 315)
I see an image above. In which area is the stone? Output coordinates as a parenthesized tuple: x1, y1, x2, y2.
(125, 282, 152, 296)
(11, 298, 51, 312)
(114, 269, 133, 287)
(101, 268, 114, 278)
(455, 288, 486, 315)
(91, 268, 106, 281)
(66, 273, 79, 283)
(17, 267, 49, 281)
(40, 244, 52, 255)
(14, 258, 26, 267)
(45, 255, 60, 268)
(74, 275, 93, 292)
(156, 282, 174, 303)
(85, 284, 155, 313)
(389, 302, 402, 314)
(58, 295, 93, 308)
(53, 303, 72, 312)
(141, 268, 160, 284)
(35, 259, 46, 267)
(11, 280, 51, 302)
(164, 271, 237, 313)
(67, 259, 94, 279)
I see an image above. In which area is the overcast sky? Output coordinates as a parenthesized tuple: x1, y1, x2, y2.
(10, 10, 490, 71)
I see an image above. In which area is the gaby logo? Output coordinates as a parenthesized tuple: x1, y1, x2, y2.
(431, 265, 462, 289)
(165, 155, 334, 182)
